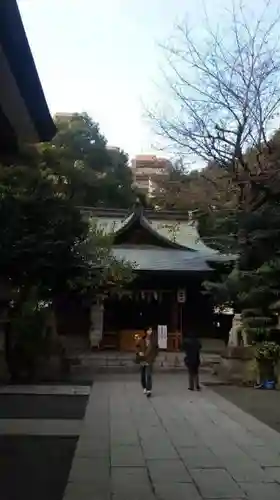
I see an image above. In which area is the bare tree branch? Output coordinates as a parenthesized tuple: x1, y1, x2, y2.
(150, 0, 280, 208)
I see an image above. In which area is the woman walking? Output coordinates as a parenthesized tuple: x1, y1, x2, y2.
(136, 327, 158, 397)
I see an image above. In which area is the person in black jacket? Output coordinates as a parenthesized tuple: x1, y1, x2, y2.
(182, 332, 202, 391)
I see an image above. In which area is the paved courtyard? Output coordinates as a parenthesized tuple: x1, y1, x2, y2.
(0, 385, 90, 500)
(212, 385, 280, 435)
(63, 373, 280, 500)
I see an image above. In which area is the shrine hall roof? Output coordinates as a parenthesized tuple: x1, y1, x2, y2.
(83, 206, 217, 254)
(82, 206, 235, 272)
(112, 246, 213, 272)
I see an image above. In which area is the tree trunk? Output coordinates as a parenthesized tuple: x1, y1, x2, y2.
(4, 286, 31, 381)
(47, 304, 58, 340)
(4, 321, 15, 380)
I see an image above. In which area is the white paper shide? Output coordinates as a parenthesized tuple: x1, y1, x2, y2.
(157, 324, 167, 349)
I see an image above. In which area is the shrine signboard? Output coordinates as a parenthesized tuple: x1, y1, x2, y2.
(157, 324, 168, 349)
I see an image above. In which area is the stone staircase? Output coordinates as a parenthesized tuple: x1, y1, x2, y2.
(70, 350, 221, 374)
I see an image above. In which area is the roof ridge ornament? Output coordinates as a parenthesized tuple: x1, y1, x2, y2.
(133, 198, 144, 218)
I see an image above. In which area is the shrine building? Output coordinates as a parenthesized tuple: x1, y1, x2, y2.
(72, 205, 232, 352)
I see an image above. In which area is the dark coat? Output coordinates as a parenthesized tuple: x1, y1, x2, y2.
(136, 333, 158, 364)
(182, 337, 201, 369)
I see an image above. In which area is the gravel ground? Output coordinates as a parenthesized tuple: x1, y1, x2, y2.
(212, 385, 280, 434)
(0, 436, 77, 500)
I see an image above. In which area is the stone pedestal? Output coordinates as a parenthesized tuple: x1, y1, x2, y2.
(217, 346, 257, 385)
(89, 302, 104, 348)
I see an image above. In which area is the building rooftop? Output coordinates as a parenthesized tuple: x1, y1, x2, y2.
(113, 246, 213, 272)
(83, 206, 216, 254)
(83, 206, 235, 273)
(0, 1, 56, 151)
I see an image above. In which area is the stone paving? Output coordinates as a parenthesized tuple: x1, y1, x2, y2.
(0, 418, 82, 435)
(0, 384, 91, 395)
(63, 373, 280, 500)
(0, 384, 90, 436)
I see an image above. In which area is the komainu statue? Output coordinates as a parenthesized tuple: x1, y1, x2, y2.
(228, 313, 249, 347)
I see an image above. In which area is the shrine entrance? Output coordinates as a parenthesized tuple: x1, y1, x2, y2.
(105, 291, 173, 329)
(103, 289, 180, 351)
(98, 271, 221, 351)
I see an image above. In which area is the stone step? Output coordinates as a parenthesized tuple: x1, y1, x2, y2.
(70, 352, 220, 371)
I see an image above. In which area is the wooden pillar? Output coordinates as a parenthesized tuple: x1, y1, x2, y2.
(169, 292, 181, 352)
(171, 292, 178, 332)
(179, 303, 183, 336)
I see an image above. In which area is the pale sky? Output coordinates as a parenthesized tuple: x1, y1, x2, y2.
(18, 0, 275, 158)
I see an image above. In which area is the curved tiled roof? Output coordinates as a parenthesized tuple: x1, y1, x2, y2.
(93, 215, 132, 234)
(113, 246, 212, 272)
(85, 207, 235, 272)
(91, 212, 216, 254)
(149, 219, 217, 255)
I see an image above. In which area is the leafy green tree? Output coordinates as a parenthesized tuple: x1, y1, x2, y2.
(0, 159, 86, 296)
(204, 198, 280, 342)
(0, 146, 134, 378)
(0, 156, 85, 375)
(50, 113, 136, 208)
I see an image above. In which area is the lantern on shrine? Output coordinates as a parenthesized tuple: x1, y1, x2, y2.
(177, 289, 186, 303)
